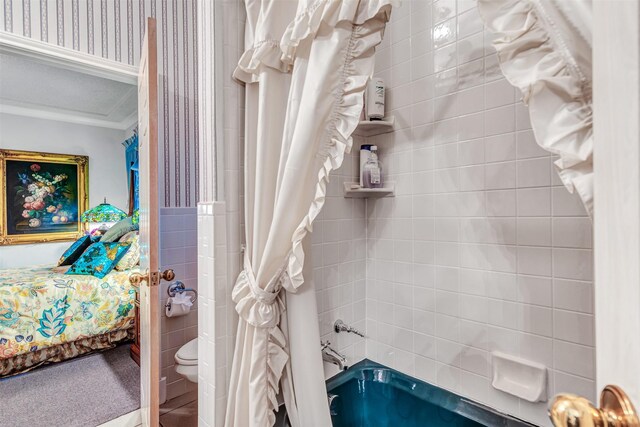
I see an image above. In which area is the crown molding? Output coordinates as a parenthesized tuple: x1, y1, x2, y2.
(0, 104, 136, 130)
(0, 31, 138, 84)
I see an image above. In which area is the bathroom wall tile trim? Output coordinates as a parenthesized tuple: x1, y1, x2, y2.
(160, 207, 198, 401)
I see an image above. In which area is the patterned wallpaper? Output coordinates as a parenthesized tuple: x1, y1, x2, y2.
(0, 0, 199, 207)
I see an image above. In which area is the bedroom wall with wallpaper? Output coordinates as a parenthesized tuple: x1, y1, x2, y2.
(0, 0, 200, 207)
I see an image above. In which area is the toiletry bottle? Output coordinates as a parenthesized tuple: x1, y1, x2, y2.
(363, 145, 383, 188)
(359, 144, 372, 187)
(365, 78, 385, 121)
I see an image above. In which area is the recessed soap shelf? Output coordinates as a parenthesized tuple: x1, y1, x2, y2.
(491, 351, 547, 402)
(343, 182, 395, 198)
(353, 116, 395, 137)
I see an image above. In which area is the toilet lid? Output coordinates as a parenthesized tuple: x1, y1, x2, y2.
(175, 338, 198, 366)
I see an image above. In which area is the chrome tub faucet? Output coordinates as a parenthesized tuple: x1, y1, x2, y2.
(321, 340, 348, 371)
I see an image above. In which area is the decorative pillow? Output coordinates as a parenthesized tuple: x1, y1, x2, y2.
(120, 230, 138, 242)
(58, 235, 93, 266)
(116, 233, 140, 271)
(66, 242, 131, 279)
(100, 216, 138, 242)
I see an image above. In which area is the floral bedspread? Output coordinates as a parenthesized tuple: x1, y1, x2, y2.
(0, 265, 137, 359)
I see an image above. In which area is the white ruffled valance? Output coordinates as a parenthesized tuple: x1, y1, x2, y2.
(280, 0, 393, 64)
(478, 0, 594, 217)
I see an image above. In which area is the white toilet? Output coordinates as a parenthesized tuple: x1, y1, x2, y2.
(174, 338, 198, 383)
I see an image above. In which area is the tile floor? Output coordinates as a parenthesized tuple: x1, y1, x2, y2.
(159, 392, 198, 427)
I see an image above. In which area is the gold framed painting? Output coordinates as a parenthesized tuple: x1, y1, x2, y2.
(0, 149, 88, 246)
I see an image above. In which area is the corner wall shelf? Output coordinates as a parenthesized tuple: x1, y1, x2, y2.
(353, 116, 395, 137)
(343, 182, 395, 198)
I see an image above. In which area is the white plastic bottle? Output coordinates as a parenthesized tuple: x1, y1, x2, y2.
(362, 145, 383, 188)
(359, 144, 372, 187)
(365, 78, 385, 120)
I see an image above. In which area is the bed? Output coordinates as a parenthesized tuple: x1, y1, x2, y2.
(0, 265, 138, 377)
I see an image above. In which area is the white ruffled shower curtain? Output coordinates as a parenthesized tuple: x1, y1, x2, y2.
(224, 1, 394, 426)
(478, 0, 594, 216)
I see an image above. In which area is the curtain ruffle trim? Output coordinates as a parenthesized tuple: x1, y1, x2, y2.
(477, 0, 593, 217)
(283, 1, 394, 292)
(233, 39, 291, 84)
(265, 326, 287, 425)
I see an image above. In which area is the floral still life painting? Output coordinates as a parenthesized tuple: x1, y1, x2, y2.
(1, 150, 88, 245)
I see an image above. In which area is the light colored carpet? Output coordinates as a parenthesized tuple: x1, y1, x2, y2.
(0, 344, 140, 427)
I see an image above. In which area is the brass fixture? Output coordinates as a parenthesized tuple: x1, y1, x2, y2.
(549, 385, 639, 427)
(129, 269, 174, 287)
(128, 270, 147, 288)
(152, 268, 175, 283)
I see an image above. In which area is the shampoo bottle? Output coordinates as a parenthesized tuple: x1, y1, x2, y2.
(359, 144, 372, 187)
(362, 145, 383, 188)
(365, 78, 385, 120)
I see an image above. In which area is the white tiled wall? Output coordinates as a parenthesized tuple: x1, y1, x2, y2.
(224, 0, 245, 384)
(159, 207, 198, 401)
(313, 146, 368, 378)
(363, 1, 595, 425)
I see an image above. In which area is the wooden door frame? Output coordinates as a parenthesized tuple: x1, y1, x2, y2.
(593, 0, 640, 406)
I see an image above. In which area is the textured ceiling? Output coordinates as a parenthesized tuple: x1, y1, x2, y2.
(0, 52, 136, 129)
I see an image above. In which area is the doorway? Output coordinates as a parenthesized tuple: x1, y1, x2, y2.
(0, 33, 142, 427)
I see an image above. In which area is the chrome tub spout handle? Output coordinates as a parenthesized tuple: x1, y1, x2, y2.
(334, 319, 365, 337)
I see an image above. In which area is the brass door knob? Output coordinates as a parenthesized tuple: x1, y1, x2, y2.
(160, 269, 175, 281)
(129, 272, 147, 288)
(550, 385, 639, 427)
(130, 269, 175, 288)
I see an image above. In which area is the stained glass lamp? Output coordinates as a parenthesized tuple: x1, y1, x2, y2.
(81, 198, 127, 235)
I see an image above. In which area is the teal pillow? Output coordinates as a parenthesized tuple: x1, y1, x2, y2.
(58, 235, 93, 266)
(66, 242, 131, 279)
(100, 216, 138, 243)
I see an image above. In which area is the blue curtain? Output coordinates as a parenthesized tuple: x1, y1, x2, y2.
(122, 132, 139, 212)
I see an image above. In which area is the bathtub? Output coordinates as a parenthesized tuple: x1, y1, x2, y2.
(327, 359, 535, 426)
(275, 359, 535, 426)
